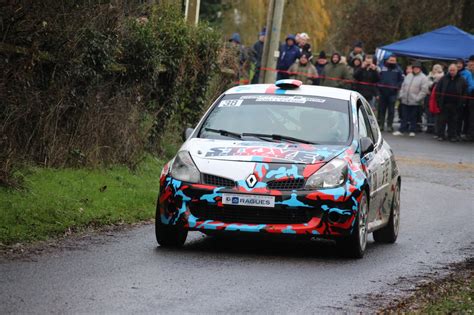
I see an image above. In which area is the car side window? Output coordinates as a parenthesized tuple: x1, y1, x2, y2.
(358, 106, 370, 139)
(362, 99, 380, 144)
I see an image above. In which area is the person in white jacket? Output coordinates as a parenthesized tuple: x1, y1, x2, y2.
(393, 61, 430, 137)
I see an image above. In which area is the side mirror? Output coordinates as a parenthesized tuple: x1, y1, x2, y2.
(360, 137, 374, 156)
(182, 127, 194, 141)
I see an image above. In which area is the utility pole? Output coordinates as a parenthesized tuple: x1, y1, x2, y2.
(259, 0, 285, 83)
(184, 0, 201, 25)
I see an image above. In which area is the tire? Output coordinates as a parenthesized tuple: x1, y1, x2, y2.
(155, 208, 188, 247)
(337, 192, 368, 259)
(373, 181, 400, 243)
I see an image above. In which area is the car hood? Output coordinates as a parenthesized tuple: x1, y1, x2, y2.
(182, 138, 346, 164)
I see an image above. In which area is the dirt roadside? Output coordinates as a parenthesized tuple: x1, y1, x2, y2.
(377, 258, 473, 313)
(0, 220, 153, 262)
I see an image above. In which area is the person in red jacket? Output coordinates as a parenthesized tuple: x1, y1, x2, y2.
(427, 64, 444, 136)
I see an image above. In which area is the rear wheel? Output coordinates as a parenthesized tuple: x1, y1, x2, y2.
(155, 208, 187, 247)
(337, 192, 368, 259)
(373, 182, 400, 243)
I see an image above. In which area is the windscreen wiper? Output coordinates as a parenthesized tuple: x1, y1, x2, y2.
(242, 132, 317, 144)
(204, 128, 242, 139)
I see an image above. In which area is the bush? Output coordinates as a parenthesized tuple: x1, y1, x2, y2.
(0, 1, 234, 186)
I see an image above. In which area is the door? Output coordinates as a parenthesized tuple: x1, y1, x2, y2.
(362, 99, 392, 223)
(357, 104, 382, 225)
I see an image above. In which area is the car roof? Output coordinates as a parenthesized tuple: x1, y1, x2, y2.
(225, 84, 354, 101)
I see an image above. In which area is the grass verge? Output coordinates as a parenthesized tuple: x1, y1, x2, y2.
(422, 273, 473, 313)
(382, 258, 473, 313)
(0, 155, 164, 245)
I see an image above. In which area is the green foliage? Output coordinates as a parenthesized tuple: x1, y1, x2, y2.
(121, 7, 222, 132)
(0, 1, 233, 186)
(0, 156, 163, 245)
(326, 0, 472, 54)
(200, 0, 231, 27)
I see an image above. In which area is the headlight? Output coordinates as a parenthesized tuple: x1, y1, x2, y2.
(305, 158, 348, 189)
(170, 151, 200, 183)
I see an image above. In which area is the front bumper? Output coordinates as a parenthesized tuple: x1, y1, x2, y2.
(158, 175, 364, 237)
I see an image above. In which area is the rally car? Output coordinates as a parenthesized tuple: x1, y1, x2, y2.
(156, 79, 401, 258)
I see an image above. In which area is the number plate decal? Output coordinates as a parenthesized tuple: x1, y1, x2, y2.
(222, 193, 275, 208)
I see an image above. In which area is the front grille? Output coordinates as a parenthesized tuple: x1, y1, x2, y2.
(267, 178, 305, 190)
(202, 174, 236, 187)
(190, 204, 311, 224)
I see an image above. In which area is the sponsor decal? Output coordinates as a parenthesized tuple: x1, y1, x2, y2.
(218, 99, 243, 107)
(222, 193, 275, 208)
(238, 95, 326, 103)
(205, 146, 323, 164)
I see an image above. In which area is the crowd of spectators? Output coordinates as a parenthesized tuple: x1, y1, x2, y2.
(228, 30, 474, 142)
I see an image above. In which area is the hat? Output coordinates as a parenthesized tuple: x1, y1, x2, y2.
(301, 52, 312, 59)
(259, 27, 266, 36)
(469, 55, 474, 62)
(353, 40, 363, 48)
(318, 51, 327, 59)
(412, 60, 422, 68)
(383, 51, 393, 60)
(229, 33, 241, 44)
(286, 34, 296, 41)
(353, 54, 363, 61)
(331, 52, 342, 63)
(300, 32, 310, 40)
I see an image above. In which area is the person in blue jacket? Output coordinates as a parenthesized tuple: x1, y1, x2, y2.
(455, 58, 474, 137)
(276, 34, 301, 80)
(377, 55, 404, 132)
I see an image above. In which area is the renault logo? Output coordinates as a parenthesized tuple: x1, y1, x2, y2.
(246, 174, 258, 188)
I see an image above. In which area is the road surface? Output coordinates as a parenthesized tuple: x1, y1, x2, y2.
(1, 133, 473, 313)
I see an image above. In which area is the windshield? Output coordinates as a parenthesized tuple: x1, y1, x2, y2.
(198, 94, 351, 145)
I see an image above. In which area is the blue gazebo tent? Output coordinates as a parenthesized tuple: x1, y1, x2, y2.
(376, 25, 474, 62)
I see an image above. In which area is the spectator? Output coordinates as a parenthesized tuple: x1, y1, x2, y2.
(298, 32, 312, 57)
(393, 61, 430, 137)
(468, 55, 474, 75)
(314, 51, 328, 85)
(428, 64, 445, 84)
(288, 52, 318, 85)
(467, 55, 474, 141)
(276, 34, 301, 80)
(398, 65, 413, 124)
(228, 33, 248, 83)
(378, 55, 404, 132)
(455, 58, 474, 138)
(320, 52, 352, 89)
(229, 32, 245, 64)
(295, 33, 301, 46)
(424, 64, 444, 135)
(250, 29, 265, 84)
(347, 40, 366, 67)
(340, 56, 348, 65)
(456, 58, 474, 93)
(426, 64, 445, 134)
(436, 64, 467, 141)
(353, 55, 380, 111)
(350, 54, 363, 74)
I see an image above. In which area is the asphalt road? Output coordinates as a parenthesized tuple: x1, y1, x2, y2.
(1, 132, 473, 314)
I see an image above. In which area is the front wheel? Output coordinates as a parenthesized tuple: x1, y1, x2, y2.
(337, 192, 368, 259)
(155, 209, 188, 247)
(373, 182, 400, 243)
